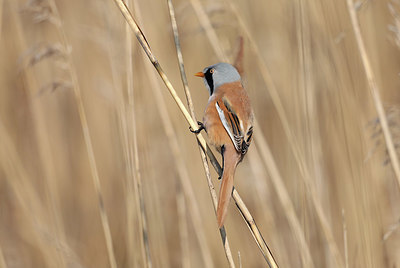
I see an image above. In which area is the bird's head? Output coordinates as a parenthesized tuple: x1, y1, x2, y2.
(195, 62, 241, 96)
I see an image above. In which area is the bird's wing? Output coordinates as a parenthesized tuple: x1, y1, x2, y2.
(215, 97, 245, 153)
(241, 125, 253, 155)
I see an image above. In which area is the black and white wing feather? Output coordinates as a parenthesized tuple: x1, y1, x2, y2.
(215, 97, 253, 155)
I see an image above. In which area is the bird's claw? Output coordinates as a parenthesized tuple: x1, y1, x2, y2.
(189, 121, 205, 134)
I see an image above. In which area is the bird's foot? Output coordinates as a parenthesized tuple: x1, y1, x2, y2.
(189, 121, 205, 134)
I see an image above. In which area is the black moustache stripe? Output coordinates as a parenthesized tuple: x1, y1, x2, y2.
(205, 68, 214, 95)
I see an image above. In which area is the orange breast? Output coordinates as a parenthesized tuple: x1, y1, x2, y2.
(203, 96, 231, 151)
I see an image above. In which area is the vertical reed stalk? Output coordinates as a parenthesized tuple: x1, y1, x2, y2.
(124, 1, 149, 266)
(342, 209, 349, 268)
(124, 20, 140, 267)
(129, 85, 152, 268)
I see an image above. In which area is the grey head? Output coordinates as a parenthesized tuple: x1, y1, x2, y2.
(197, 62, 241, 96)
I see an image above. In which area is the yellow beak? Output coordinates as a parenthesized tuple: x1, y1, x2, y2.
(195, 72, 205, 77)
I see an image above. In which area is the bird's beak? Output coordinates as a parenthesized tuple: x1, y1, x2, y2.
(195, 72, 205, 77)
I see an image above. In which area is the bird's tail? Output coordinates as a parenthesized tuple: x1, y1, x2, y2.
(217, 144, 240, 228)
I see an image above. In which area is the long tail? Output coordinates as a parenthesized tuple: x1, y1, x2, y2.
(217, 144, 241, 228)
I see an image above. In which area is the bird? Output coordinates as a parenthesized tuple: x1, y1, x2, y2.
(192, 62, 254, 228)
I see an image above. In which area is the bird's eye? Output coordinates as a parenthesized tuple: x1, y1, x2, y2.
(210, 68, 215, 74)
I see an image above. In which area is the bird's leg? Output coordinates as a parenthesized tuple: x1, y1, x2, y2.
(189, 121, 205, 134)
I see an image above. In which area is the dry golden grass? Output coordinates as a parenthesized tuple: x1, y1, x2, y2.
(1, 0, 400, 267)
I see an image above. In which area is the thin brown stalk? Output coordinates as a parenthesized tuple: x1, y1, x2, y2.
(167, 0, 235, 266)
(130, 83, 152, 268)
(124, 16, 141, 268)
(342, 209, 349, 268)
(112, 0, 275, 266)
(346, 0, 400, 188)
(46, 1, 117, 267)
(127, 2, 158, 267)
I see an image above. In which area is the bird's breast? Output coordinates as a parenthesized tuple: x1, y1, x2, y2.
(203, 97, 231, 151)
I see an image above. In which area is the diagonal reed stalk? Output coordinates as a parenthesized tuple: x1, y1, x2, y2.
(346, 0, 400, 189)
(112, 0, 277, 267)
(45, 1, 118, 267)
(167, 0, 235, 266)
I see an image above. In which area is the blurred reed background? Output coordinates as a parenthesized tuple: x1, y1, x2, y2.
(1, 0, 400, 267)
